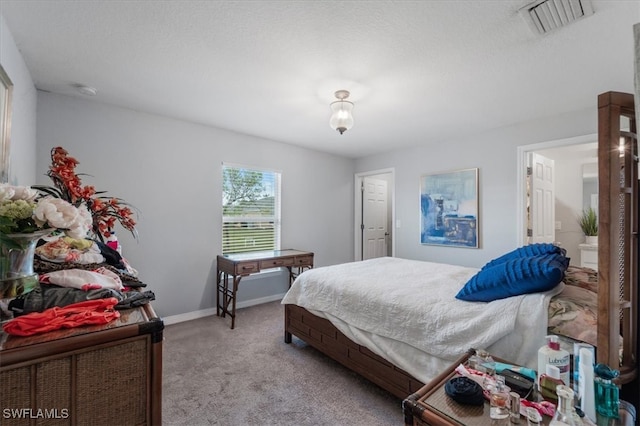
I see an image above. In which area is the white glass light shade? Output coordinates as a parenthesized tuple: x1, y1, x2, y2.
(330, 100, 354, 135)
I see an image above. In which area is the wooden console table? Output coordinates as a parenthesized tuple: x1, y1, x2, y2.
(216, 249, 313, 329)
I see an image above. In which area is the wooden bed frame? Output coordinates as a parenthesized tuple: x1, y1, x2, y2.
(597, 91, 638, 385)
(284, 91, 638, 398)
(284, 303, 425, 399)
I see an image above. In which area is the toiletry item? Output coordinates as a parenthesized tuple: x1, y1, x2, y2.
(455, 363, 495, 390)
(521, 399, 556, 418)
(573, 343, 595, 397)
(495, 362, 537, 381)
(539, 364, 563, 402)
(550, 385, 580, 426)
(490, 375, 510, 420)
(502, 369, 534, 398)
(594, 363, 620, 419)
(473, 350, 497, 391)
(526, 407, 542, 426)
(509, 391, 521, 423)
(537, 335, 570, 388)
(470, 349, 496, 375)
(578, 347, 596, 422)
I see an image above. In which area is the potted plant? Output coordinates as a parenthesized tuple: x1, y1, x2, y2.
(579, 207, 598, 245)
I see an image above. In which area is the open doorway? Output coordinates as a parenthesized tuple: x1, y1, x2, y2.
(516, 134, 598, 265)
(354, 169, 395, 261)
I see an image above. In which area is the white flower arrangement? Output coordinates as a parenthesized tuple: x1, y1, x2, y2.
(0, 183, 92, 247)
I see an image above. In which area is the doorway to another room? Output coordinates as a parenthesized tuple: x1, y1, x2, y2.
(517, 134, 598, 267)
(354, 169, 395, 261)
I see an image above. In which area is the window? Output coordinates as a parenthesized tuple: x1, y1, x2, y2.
(222, 164, 281, 255)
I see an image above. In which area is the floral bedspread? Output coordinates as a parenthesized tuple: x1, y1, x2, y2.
(548, 265, 598, 347)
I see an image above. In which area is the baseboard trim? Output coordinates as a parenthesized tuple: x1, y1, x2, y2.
(162, 292, 287, 326)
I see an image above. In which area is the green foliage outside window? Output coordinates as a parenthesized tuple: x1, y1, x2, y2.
(222, 166, 280, 254)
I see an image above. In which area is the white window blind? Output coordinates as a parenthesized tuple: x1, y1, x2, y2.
(222, 164, 281, 255)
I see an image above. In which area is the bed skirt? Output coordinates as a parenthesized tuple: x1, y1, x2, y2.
(284, 303, 424, 399)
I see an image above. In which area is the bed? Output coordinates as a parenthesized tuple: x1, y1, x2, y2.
(283, 256, 566, 394)
(282, 91, 638, 399)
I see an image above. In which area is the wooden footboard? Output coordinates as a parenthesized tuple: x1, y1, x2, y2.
(284, 304, 424, 399)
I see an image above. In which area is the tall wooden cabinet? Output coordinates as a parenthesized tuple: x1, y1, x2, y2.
(0, 303, 163, 425)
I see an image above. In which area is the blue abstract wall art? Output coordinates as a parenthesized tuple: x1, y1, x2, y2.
(420, 168, 479, 248)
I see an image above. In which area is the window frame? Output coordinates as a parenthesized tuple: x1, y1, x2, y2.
(221, 162, 281, 255)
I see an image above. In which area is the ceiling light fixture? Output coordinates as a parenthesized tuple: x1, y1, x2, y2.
(329, 90, 354, 135)
(73, 84, 98, 96)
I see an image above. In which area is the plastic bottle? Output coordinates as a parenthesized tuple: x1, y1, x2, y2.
(578, 348, 596, 423)
(539, 364, 564, 402)
(537, 335, 570, 388)
(594, 363, 620, 420)
(573, 343, 595, 398)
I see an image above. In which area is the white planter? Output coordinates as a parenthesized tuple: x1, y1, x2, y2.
(585, 236, 598, 245)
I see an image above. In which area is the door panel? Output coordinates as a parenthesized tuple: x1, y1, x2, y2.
(363, 177, 388, 260)
(529, 152, 555, 244)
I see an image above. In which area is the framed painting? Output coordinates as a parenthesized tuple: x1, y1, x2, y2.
(0, 64, 13, 183)
(420, 168, 479, 248)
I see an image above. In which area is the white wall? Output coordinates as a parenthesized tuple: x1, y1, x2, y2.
(2, 10, 608, 318)
(0, 14, 37, 185)
(36, 92, 355, 318)
(355, 107, 598, 268)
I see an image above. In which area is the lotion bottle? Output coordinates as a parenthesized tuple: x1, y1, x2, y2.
(578, 347, 596, 423)
(537, 335, 570, 389)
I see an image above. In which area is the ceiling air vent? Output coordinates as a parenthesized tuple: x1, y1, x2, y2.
(519, 0, 594, 35)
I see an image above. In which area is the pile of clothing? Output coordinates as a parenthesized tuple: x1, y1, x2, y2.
(1, 235, 155, 337)
(35, 235, 139, 279)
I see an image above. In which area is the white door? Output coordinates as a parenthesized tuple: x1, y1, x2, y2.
(529, 152, 555, 244)
(363, 177, 388, 259)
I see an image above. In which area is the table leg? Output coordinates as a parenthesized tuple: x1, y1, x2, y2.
(230, 276, 241, 329)
(287, 267, 294, 287)
(288, 266, 312, 288)
(216, 269, 222, 316)
(221, 272, 230, 318)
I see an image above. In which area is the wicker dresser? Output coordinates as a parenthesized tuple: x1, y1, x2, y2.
(0, 303, 163, 426)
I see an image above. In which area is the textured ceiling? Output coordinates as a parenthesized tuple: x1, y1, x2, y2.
(1, 1, 638, 159)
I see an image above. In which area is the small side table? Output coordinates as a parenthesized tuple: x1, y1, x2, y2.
(216, 249, 313, 329)
(402, 351, 636, 426)
(403, 349, 548, 426)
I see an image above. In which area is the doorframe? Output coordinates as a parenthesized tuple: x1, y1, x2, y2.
(516, 133, 597, 246)
(354, 168, 395, 261)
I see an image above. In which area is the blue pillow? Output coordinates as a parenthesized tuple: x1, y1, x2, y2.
(481, 243, 566, 270)
(456, 253, 569, 302)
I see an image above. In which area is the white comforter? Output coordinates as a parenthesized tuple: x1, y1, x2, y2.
(281, 257, 563, 384)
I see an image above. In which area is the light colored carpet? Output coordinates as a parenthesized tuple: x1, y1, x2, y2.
(162, 301, 403, 425)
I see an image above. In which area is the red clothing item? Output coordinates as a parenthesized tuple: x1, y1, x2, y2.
(3, 298, 120, 337)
